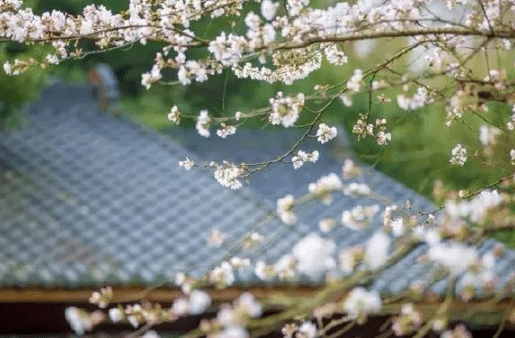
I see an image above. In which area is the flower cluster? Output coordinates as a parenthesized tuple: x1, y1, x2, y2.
(353, 115, 391, 145)
(316, 123, 338, 144)
(167, 105, 181, 124)
(347, 69, 364, 93)
(172, 290, 212, 315)
(179, 157, 195, 170)
(342, 159, 363, 179)
(242, 232, 264, 249)
(196, 110, 211, 138)
(449, 144, 467, 166)
(255, 260, 277, 281)
(292, 150, 319, 169)
(207, 228, 225, 247)
(308, 173, 343, 204)
(338, 245, 364, 273)
(213, 162, 244, 190)
(428, 242, 478, 275)
(397, 87, 433, 111)
(292, 233, 336, 279)
(268, 92, 305, 128)
(89, 286, 113, 308)
(65, 307, 101, 335)
(216, 123, 237, 138)
(209, 261, 236, 288)
(444, 190, 501, 225)
(391, 303, 422, 336)
(319, 218, 337, 233)
(200, 293, 262, 338)
(141, 65, 162, 90)
(323, 44, 348, 65)
(274, 254, 297, 280)
(343, 182, 371, 197)
(479, 125, 501, 147)
(277, 194, 296, 224)
(343, 287, 381, 324)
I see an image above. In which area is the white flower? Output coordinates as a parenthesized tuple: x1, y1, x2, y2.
(208, 32, 246, 66)
(255, 260, 276, 280)
(375, 131, 391, 146)
(316, 123, 337, 144)
(397, 87, 433, 111)
(343, 183, 371, 197)
(511, 149, 515, 165)
(263, 24, 276, 44)
(189, 290, 211, 314)
(269, 92, 304, 128)
(141, 65, 162, 90)
(127, 315, 140, 328)
(324, 44, 348, 65)
(172, 298, 190, 315)
(274, 254, 296, 280)
(217, 123, 237, 138)
(343, 287, 381, 322)
(445, 190, 500, 223)
(298, 322, 317, 338)
(236, 292, 262, 317)
(230, 257, 251, 269)
(261, 0, 279, 21)
(108, 308, 123, 323)
(441, 324, 472, 338)
(342, 159, 362, 179)
(277, 194, 296, 224)
(428, 242, 478, 274)
(357, 0, 383, 14)
(450, 144, 467, 166)
(179, 157, 194, 170)
(339, 246, 364, 273)
(293, 233, 336, 279)
(479, 125, 500, 146)
(319, 218, 337, 233)
(243, 232, 264, 249)
(168, 105, 181, 124)
(340, 94, 352, 107)
(218, 326, 249, 338)
(217, 305, 237, 326)
(214, 163, 243, 189)
(364, 231, 390, 269)
(292, 150, 319, 169)
(141, 331, 160, 338)
(3, 62, 12, 75)
(65, 307, 92, 335)
(175, 272, 186, 286)
(308, 173, 343, 204)
(507, 110, 515, 130)
(210, 262, 235, 287)
(196, 110, 211, 138)
(207, 228, 225, 247)
(347, 69, 364, 92)
(286, 0, 309, 16)
(391, 303, 422, 336)
(46, 53, 59, 65)
(389, 218, 404, 237)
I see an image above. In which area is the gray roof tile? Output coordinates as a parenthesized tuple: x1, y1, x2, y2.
(0, 83, 513, 299)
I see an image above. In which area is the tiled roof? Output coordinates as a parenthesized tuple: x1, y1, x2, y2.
(0, 83, 512, 299)
(0, 84, 276, 287)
